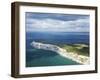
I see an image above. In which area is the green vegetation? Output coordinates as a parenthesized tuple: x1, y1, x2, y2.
(59, 44, 89, 56)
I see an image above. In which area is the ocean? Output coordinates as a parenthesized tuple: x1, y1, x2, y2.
(26, 32, 89, 67)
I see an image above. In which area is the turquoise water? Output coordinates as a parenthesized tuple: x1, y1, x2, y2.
(26, 32, 89, 67)
(26, 48, 80, 67)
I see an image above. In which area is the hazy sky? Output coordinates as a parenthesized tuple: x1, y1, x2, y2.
(25, 12, 90, 32)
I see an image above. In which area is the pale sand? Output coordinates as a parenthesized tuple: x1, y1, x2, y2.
(31, 41, 89, 65)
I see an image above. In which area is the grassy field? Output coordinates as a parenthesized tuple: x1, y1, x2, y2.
(59, 44, 89, 56)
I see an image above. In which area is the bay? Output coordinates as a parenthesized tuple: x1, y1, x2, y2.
(26, 32, 89, 67)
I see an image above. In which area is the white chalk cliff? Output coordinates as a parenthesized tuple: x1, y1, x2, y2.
(31, 41, 89, 65)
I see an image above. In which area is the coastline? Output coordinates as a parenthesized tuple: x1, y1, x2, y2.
(31, 41, 89, 65)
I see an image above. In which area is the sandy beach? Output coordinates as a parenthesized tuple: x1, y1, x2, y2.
(31, 41, 89, 65)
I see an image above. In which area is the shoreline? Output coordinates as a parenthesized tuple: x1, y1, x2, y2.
(31, 41, 89, 65)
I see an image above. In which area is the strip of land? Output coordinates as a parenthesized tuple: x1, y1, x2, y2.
(31, 41, 89, 64)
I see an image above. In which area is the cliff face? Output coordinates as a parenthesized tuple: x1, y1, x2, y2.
(31, 41, 89, 65)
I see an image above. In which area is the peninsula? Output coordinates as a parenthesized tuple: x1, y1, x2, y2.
(31, 41, 89, 65)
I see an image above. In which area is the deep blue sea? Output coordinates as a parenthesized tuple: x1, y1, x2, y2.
(26, 32, 89, 67)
